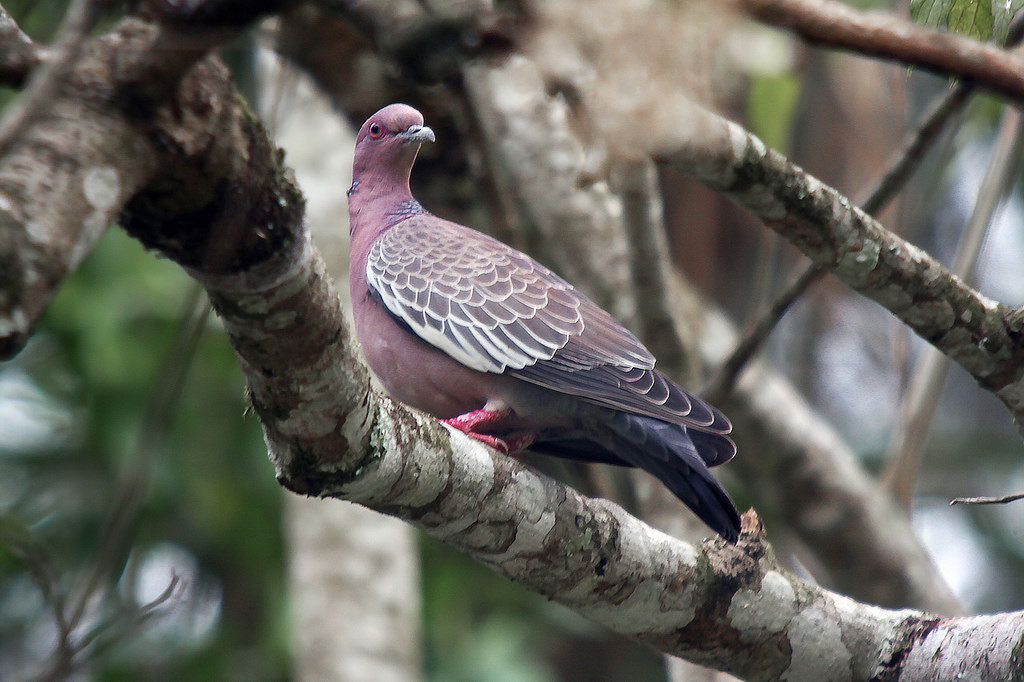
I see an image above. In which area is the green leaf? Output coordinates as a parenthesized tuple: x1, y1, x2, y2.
(950, 0, 994, 41)
(912, 0, 957, 27)
(911, 0, 1004, 40)
(993, 0, 1024, 43)
(746, 73, 802, 155)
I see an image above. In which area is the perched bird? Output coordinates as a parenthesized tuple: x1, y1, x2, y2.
(347, 103, 740, 542)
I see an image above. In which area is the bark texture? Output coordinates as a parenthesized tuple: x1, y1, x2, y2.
(265, 56, 424, 682)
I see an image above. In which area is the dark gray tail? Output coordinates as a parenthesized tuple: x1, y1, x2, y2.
(532, 413, 740, 542)
(609, 414, 740, 542)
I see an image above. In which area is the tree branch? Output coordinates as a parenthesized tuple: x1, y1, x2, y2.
(121, 166, 1022, 674)
(0, 5, 42, 87)
(656, 99, 1024, 430)
(737, 0, 1024, 105)
(950, 492, 1024, 505)
(0, 0, 104, 161)
(259, 52, 425, 682)
(710, 77, 976, 396)
(275, 0, 963, 639)
(884, 108, 1024, 506)
(0, 20, 164, 359)
(0, 0, 291, 359)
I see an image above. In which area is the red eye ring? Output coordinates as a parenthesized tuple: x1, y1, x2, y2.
(368, 123, 383, 139)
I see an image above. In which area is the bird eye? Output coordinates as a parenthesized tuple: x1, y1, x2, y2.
(368, 123, 383, 139)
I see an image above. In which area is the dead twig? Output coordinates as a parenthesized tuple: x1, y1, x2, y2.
(883, 108, 1024, 506)
(950, 492, 1024, 505)
(739, 0, 1024, 104)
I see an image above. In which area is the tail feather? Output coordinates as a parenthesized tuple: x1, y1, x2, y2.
(610, 414, 740, 542)
(687, 427, 737, 468)
(531, 413, 740, 542)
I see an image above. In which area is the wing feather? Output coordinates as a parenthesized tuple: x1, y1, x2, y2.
(365, 214, 728, 431)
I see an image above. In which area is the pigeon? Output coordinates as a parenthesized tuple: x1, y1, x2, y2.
(347, 103, 740, 542)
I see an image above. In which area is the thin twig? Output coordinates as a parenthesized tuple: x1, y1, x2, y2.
(35, 288, 208, 680)
(707, 263, 824, 396)
(883, 108, 1024, 507)
(0, 519, 75, 679)
(63, 574, 185, 666)
(709, 14, 1024, 395)
(950, 492, 1024, 505)
(709, 83, 973, 395)
(65, 286, 209, 634)
(739, 0, 1024, 104)
(858, 87, 974, 217)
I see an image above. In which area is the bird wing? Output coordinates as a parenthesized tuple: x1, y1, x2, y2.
(365, 214, 726, 430)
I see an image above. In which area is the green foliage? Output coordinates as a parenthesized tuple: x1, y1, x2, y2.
(747, 72, 802, 155)
(0, 231, 287, 680)
(911, 0, 1024, 43)
(994, 0, 1024, 42)
(5, 0, 124, 42)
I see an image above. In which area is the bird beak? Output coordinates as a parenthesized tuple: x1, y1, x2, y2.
(402, 124, 435, 144)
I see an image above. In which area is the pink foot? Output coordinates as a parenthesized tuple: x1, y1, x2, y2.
(441, 408, 536, 455)
(463, 432, 514, 454)
(442, 407, 511, 433)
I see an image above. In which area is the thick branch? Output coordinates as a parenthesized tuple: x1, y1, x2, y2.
(884, 109, 1024, 505)
(168, 201, 1024, 679)
(0, 21, 167, 359)
(81, 14, 984, 673)
(0, 0, 104, 161)
(262, 55, 425, 682)
(0, 5, 289, 359)
(711, 77, 976, 396)
(657, 100, 1024, 428)
(738, 0, 1024, 104)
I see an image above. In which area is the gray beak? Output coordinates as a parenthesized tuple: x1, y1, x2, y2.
(402, 124, 435, 144)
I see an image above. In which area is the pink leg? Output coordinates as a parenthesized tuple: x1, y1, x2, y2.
(441, 408, 536, 455)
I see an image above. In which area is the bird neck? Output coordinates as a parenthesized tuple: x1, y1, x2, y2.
(349, 172, 412, 203)
(347, 159, 420, 284)
(348, 158, 416, 221)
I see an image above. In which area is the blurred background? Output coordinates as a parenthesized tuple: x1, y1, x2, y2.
(2, 0, 1024, 680)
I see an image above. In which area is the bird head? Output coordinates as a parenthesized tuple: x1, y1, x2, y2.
(351, 104, 435, 189)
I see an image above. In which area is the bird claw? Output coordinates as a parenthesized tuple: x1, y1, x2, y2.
(463, 432, 513, 454)
(441, 408, 535, 455)
(455, 431, 536, 456)
(500, 432, 537, 455)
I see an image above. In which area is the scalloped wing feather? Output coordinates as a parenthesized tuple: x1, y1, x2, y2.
(365, 214, 730, 432)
